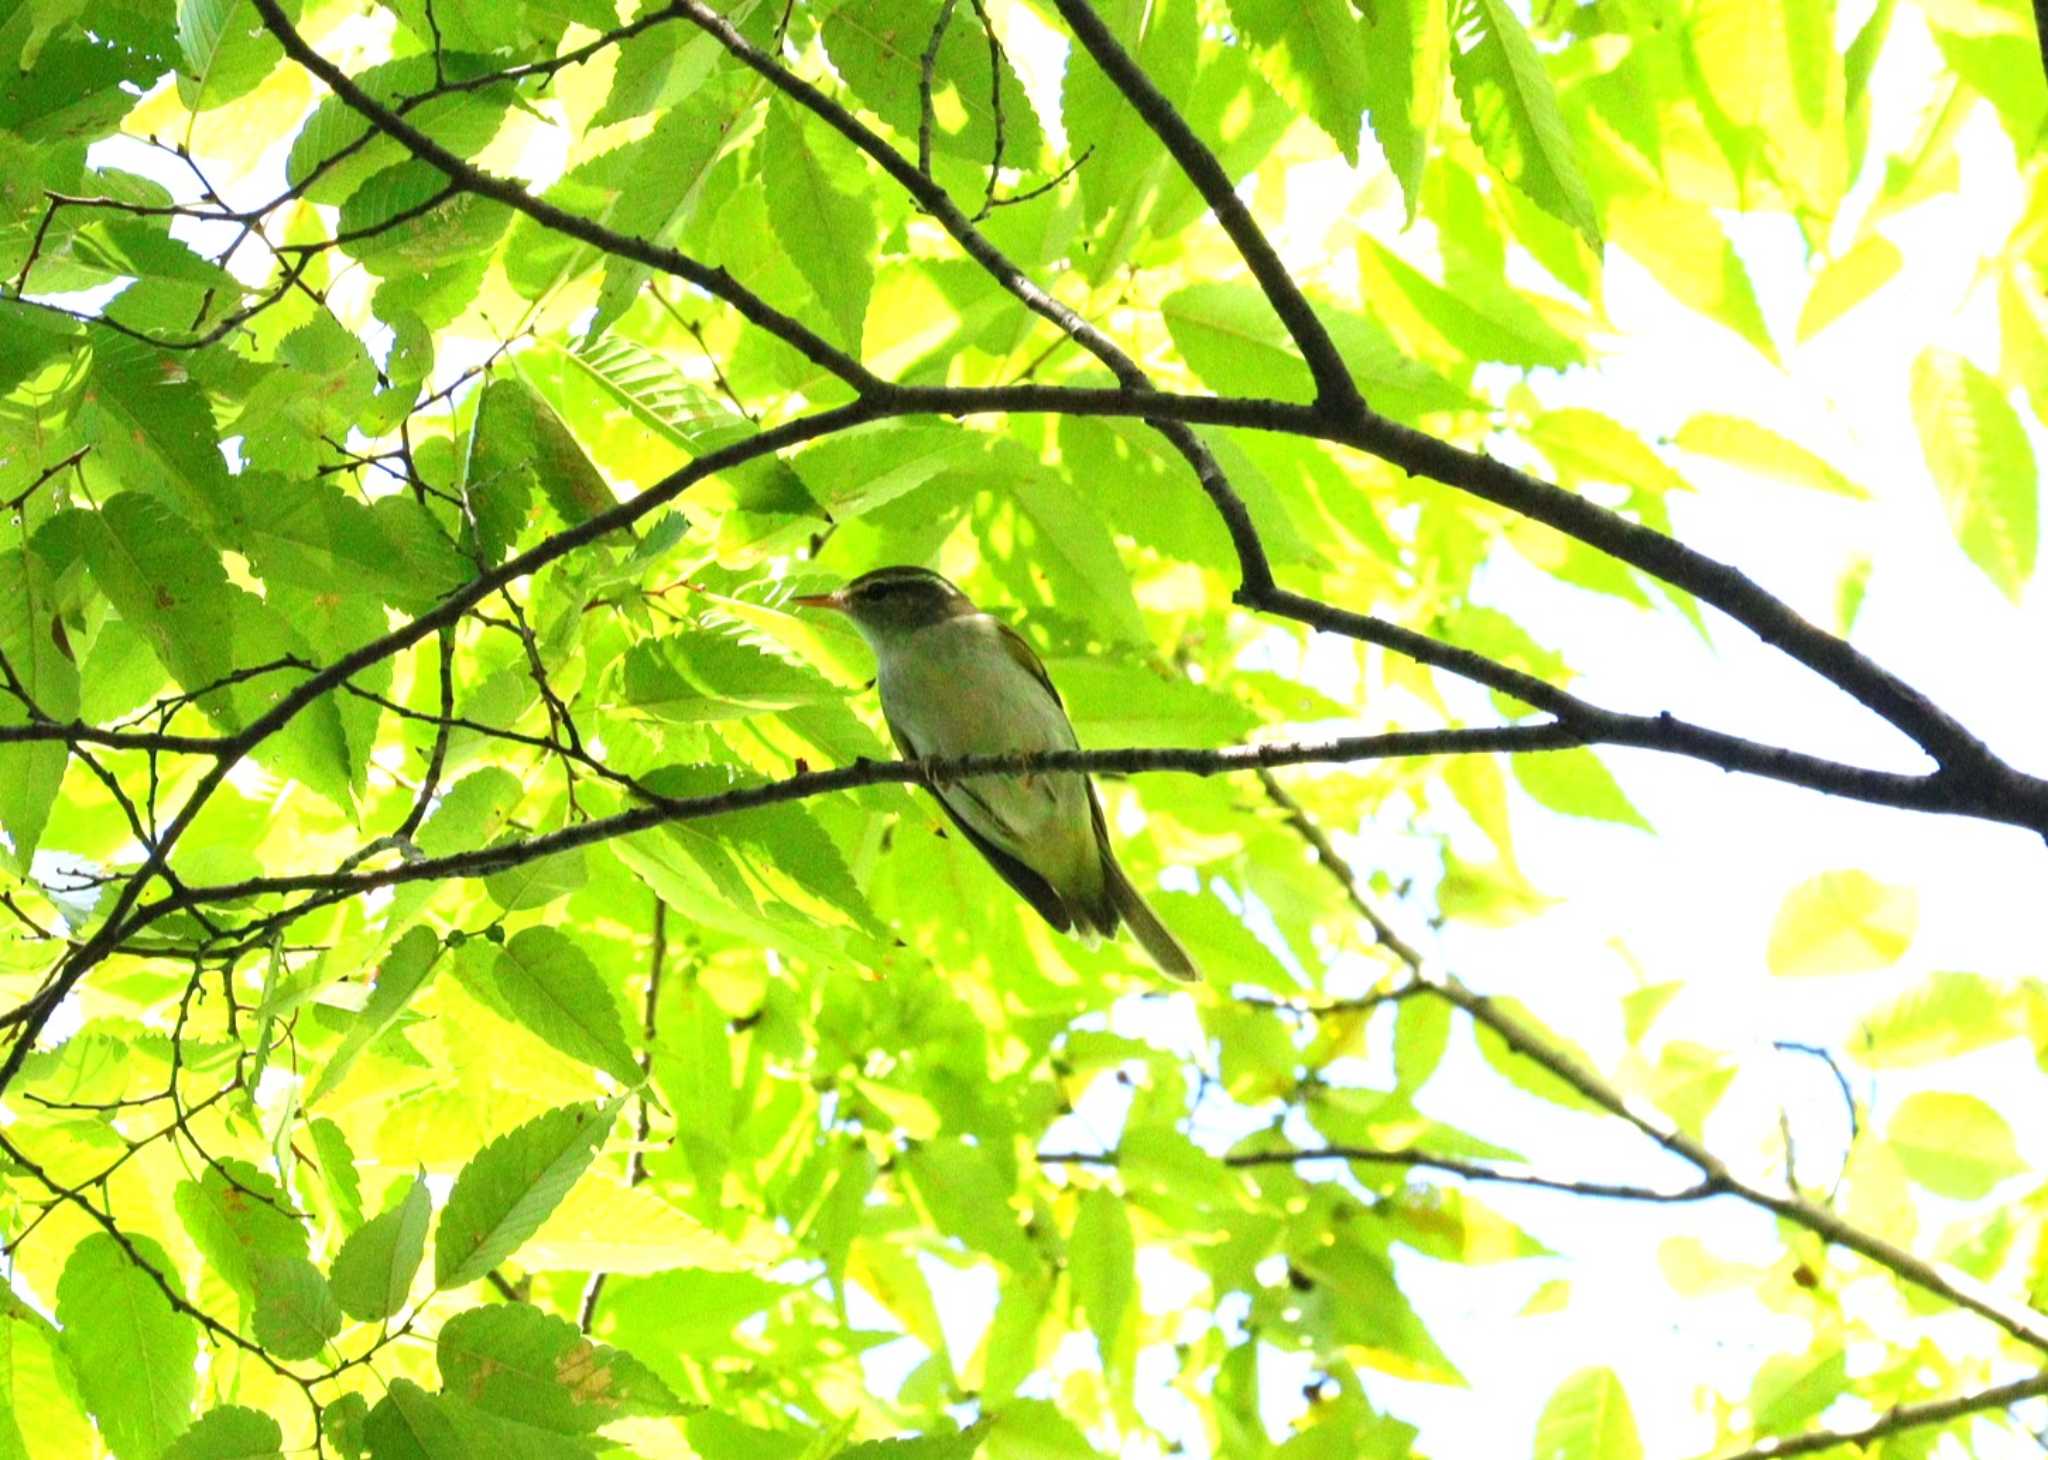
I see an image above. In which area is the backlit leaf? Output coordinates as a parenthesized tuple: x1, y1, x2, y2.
(1533, 1367, 1642, 1460)
(56, 1234, 198, 1459)
(1910, 348, 2038, 600)
(1887, 1091, 2023, 1199)
(330, 1173, 432, 1322)
(1766, 870, 1917, 976)
(435, 1098, 624, 1288)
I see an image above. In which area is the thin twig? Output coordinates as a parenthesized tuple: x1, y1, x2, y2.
(578, 897, 666, 1333)
(1712, 1371, 2048, 1459)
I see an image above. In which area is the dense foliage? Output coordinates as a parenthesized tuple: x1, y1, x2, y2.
(0, 0, 2043, 1456)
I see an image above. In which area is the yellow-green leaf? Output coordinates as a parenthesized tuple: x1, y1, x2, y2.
(1533, 1367, 1642, 1460)
(1513, 748, 1651, 831)
(1798, 234, 1903, 340)
(1887, 1091, 2023, 1199)
(1853, 971, 2016, 1066)
(1766, 870, 1917, 976)
(1672, 415, 1868, 498)
(1910, 348, 2038, 600)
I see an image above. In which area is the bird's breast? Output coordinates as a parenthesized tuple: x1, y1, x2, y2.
(878, 617, 1079, 758)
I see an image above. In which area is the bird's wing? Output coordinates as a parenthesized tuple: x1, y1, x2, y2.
(885, 707, 1074, 934)
(994, 618, 1065, 707)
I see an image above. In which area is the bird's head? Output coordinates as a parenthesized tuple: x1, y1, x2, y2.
(791, 566, 978, 645)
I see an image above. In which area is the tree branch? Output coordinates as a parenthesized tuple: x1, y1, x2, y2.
(1048, 0, 1363, 416)
(1039, 1144, 1719, 1203)
(1258, 771, 2048, 1355)
(1712, 1371, 2048, 1459)
(1040, 0, 2004, 788)
(651, 14, 2048, 833)
(0, 397, 888, 1095)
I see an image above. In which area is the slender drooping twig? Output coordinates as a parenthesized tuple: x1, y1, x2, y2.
(1253, 768, 2048, 1353)
(1710, 1370, 2048, 1459)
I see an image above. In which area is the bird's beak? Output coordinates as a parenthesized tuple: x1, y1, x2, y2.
(789, 589, 848, 613)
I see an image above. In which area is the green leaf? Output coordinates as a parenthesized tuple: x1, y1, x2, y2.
(308, 1117, 364, 1232)
(415, 768, 525, 859)
(1450, 0, 1599, 244)
(0, 546, 76, 872)
(620, 631, 841, 721)
(0, 5, 174, 141)
(172, 1158, 308, 1299)
(1532, 1367, 1642, 1460)
(900, 1140, 1038, 1273)
(285, 56, 513, 206)
(176, 0, 297, 111)
(792, 422, 968, 520)
(1042, 656, 1259, 748)
(337, 159, 513, 276)
(1360, 0, 1450, 215)
(56, 1233, 199, 1460)
(249, 1254, 344, 1360)
(1361, 239, 1583, 371)
(1798, 234, 1903, 340)
(362, 1379, 465, 1460)
(1672, 416, 1867, 498)
(1161, 281, 1314, 401)
(434, 1097, 624, 1288)
(1059, 0, 1195, 232)
(820, 0, 1044, 167)
(1643, 1042, 1736, 1140)
(1003, 467, 1146, 647)
(235, 317, 380, 477)
(1394, 995, 1452, 1094)
(465, 377, 613, 564)
(323, 1393, 370, 1460)
(1928, 24, 2045, 151)
(1068, 1188, 1135, 1359)
(308, 925, 445, 1104)
(488, 927, 643, 1086)
(436, 1302, 688, 1432)
(162, 1405, 283, 1460)
(1910, 348, 2038, 600)
(1750, 1348, 1847, 1436)
(1610, 198, 1775, 359)
(763, 100, 874, 352)
(553, 335, 811, 514)
(78, 332, 233, 522)
(521, 1179, 761, 1274)
(1473, 999, 1605, 1113)
(73, 493, 236, 707)
(1512, 749, 1651, 831)
(1766, 870, 1917, 976)
(0, 1292, 92, 1457)
(508, 84, 750, 332)
(483, 844, 588, 912)
(1886, 1091, 2023, 1199)
(837, 1423, 991, 1460)
(329, 1172, 432, 1322)
(1289, 1225, 1464, 1383)
(1226, 0, 1371, 161)
(1161, 282, 1462, 419)
(1385, 1186, 1552, 1263)
(1852, 972, 2017, 1067)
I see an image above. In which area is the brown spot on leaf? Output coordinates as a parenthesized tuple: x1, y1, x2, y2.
(554, 1341, 620, 1408)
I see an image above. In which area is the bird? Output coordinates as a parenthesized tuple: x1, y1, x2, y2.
(792, 566, 1198, 981)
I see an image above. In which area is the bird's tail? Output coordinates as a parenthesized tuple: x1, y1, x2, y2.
(1102, 855, 1199, 982)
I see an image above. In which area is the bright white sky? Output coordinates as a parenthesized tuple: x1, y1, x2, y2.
(61, 3, 2048, 1456)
